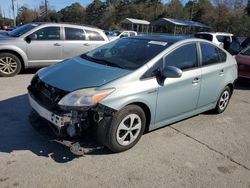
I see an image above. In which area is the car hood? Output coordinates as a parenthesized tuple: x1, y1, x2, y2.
(0, 32, 15, 40)
(38, 56, 131, 92)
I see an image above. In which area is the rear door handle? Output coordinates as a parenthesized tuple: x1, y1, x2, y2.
(219, 69, 224, 76)
(54, 43, 61, 46)
(83, 43, 90, 46)
(192, 77, 200, 85)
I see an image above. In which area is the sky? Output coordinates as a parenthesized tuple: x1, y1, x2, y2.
(0, 0, 182, 19)
(0, 0, 93, 18)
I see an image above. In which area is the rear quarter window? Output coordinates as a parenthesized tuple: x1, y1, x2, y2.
(85, 30, 104, 41)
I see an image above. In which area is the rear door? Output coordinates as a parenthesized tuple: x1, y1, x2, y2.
(197, 42, 227, 108)
(63, 26, 90, 59)
(26, 26, 63, 66)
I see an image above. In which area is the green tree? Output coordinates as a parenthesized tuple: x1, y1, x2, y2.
(85, 0, 108, 26)
(16, 6, 38, 24)
(59, 3, 85, 24)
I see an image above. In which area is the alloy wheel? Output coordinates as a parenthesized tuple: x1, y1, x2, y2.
(219, 90, 230, 111)
(0, 56, 18, 75)
(116, 114, 142, 146)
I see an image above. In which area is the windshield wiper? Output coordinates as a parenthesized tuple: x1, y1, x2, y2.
(81, 54, 123, 69)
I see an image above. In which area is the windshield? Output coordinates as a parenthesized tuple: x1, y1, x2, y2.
(108, 30, 122, 37)
(82, 38, 172, 70)
(8, 23, 40, 37)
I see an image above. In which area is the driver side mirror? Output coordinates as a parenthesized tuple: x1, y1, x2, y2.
(161, 66, 182, 79)
(25, 33, 37, 43)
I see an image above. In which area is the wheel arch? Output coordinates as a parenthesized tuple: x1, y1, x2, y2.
(0, 48, 28, 69)
(126, 102, 152, 133)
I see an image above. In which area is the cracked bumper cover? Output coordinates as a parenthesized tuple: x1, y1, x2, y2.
(28, 92, 116, 137)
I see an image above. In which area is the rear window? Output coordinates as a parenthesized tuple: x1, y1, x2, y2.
(195, 34, 213, 41)
(240, 47, 250, 56)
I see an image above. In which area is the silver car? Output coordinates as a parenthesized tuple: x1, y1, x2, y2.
(0, 22, 109, 77)
(28, 36, 237, 152)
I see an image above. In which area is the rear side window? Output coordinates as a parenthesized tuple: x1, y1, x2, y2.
(195, 34, 213, 41)
(85, 30, 104, 41)
(200, 43, 222, 66)
(65, 27, 85, 40)
(164, 43, 198, 70)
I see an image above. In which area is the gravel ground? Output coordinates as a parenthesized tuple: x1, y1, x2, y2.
(0, 71, 250, 188)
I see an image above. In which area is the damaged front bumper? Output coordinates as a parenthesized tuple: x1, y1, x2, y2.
(28, 93, 116, 137)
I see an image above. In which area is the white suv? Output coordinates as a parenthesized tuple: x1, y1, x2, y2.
(195, 32, 234, 48)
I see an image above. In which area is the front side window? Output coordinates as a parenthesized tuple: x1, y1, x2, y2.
(65, 27, 85, 40)
(85, 30, 104, 41)
(164, 43, 197, 70)
(33, 27, 60, 40)
(200, 43, 221, 66)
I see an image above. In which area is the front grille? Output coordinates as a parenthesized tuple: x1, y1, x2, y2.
(28, 75, 69, 111)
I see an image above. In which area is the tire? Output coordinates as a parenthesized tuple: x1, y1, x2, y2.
(102, 105, 146, 153)
(214, 86, 231, 114)
(0, 53, 22, 77)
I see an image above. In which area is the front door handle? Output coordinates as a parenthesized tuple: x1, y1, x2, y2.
(192, 77, 200, 85)
(54, 43, 61, 46)
(83, 43, 90, 46)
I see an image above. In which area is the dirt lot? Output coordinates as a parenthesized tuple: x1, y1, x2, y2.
(0, 71, 250, 188)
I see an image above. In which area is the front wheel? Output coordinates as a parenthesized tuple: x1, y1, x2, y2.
(0, 53, 22, 77)
(214, 86, 231, 114)
(103, 105, 146, 153)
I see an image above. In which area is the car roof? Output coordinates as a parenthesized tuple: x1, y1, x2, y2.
(30, 22, 100, 30)
(129, 35, 191, 43)
(196, 32, 233, 36)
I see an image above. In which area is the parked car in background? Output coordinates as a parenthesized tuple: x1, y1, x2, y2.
(235, 46, 250, 79)
(240, 37, 250, 49)
(0, 22, 109, 77)
(195, 32, 234, 48)
(0, 25, 9, 31)
(28, 36, 237, 152)
(107, 30, 137, 41)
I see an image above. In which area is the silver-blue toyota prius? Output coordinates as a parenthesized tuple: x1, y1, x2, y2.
(28, 36, 237, 152)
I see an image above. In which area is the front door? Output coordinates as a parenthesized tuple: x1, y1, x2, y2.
(155, 43, 201, 127)
(26, 26, 63, 66)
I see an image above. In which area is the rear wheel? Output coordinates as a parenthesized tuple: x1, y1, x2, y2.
(214, 86, 231, 114)
(101, 105, 146, 153)
(0, 53, 22, 77)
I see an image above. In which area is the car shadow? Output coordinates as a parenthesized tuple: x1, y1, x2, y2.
(0, 94, 111, 163)
(235, 79, 250, 90)
(20, 68, 40, 75)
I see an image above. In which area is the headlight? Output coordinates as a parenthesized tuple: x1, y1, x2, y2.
(58, 88, 115, 108)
